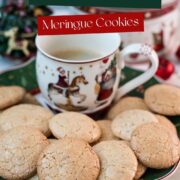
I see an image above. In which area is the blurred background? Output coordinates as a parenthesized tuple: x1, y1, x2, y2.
(0, 0, 180, 86)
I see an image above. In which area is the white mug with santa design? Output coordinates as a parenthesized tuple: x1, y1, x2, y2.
(36, 33, 159, 114)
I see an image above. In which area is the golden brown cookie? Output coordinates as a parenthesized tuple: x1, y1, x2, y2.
(111, 110, 158, 141)
(134, 162, 147, 180)
(107, 97, 149, 120)
(0, 86, 25, 110)
(121, 141, 147, 180)
(93, 140, 138, 180)
(155, 114, 177, 135)
(37, 138, 100, 180)
(97, 120, 118, 141)
(0, 104, 53, 137)
(49, 112, 101, 143)
(144, 84, 180, 116)
(0, 126, 49, 180)
(21, 93, 40, 105)
(131, 123, 180, 169)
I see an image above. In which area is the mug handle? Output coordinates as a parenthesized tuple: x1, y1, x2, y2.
(114, 43, 159, 102)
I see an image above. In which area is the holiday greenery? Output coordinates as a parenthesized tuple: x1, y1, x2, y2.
(0, 2, 52, 60)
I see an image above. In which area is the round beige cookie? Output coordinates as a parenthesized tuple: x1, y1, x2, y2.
(0, 86, 25, 110)
(21, 93, 40, 105)
(155, 114, 177, 135)
(111, 110, 158, 141)
(144, 84, 180, 115)
(107, 97, 149, 120)
(131, 123, 180, 169)
(93, 140, 137, 180)
(121, 141, 147, 180)
(37, 138, 100, 180)
(0, 104, 53, 137)
(155, 115, 180, 154)
(49, 112, 101, 143)
(0, 126, 49, 180)
(97, 120, 118, 141)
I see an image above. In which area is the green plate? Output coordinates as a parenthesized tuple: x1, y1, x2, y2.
(0, 58, 179, 180)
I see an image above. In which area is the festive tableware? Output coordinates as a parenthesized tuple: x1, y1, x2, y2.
(0, 58, 179, 180)
(77, 0, 179, 56)
(36, 34, 158, 114)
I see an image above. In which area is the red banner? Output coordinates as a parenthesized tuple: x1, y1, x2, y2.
(38, 13, 144, 35)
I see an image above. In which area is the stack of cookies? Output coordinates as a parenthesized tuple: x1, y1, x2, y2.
(0, 84, 179, 180)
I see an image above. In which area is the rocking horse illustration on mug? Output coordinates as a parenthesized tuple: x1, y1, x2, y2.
(48, 67, 89, 111)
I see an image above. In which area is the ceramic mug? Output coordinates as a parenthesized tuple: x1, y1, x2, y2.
(36, 33, 159, 114)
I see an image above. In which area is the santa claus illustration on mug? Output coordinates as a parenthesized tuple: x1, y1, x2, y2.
(95, 57, 117, 102)
(48, 67, 69, 98)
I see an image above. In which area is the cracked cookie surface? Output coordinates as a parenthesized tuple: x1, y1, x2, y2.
(93, 140, 138, 180)
(0, 126, 49, 180)
(144, 84, 180, 115)
(131, 123, 180, 169)
(0, 86, 25, 110)
(155, 114, 177, 135)
(0, 104, 53, 136)
(49, 112, 101, 143)
(111, 110, 158, 141)
(107, 97, 149, 120)
(37, 138, 100, 180)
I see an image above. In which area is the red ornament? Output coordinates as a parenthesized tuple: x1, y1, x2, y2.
(156, 57, 175, 80)
(176, 46, 180, 60)
(102, 58, 109, 64)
